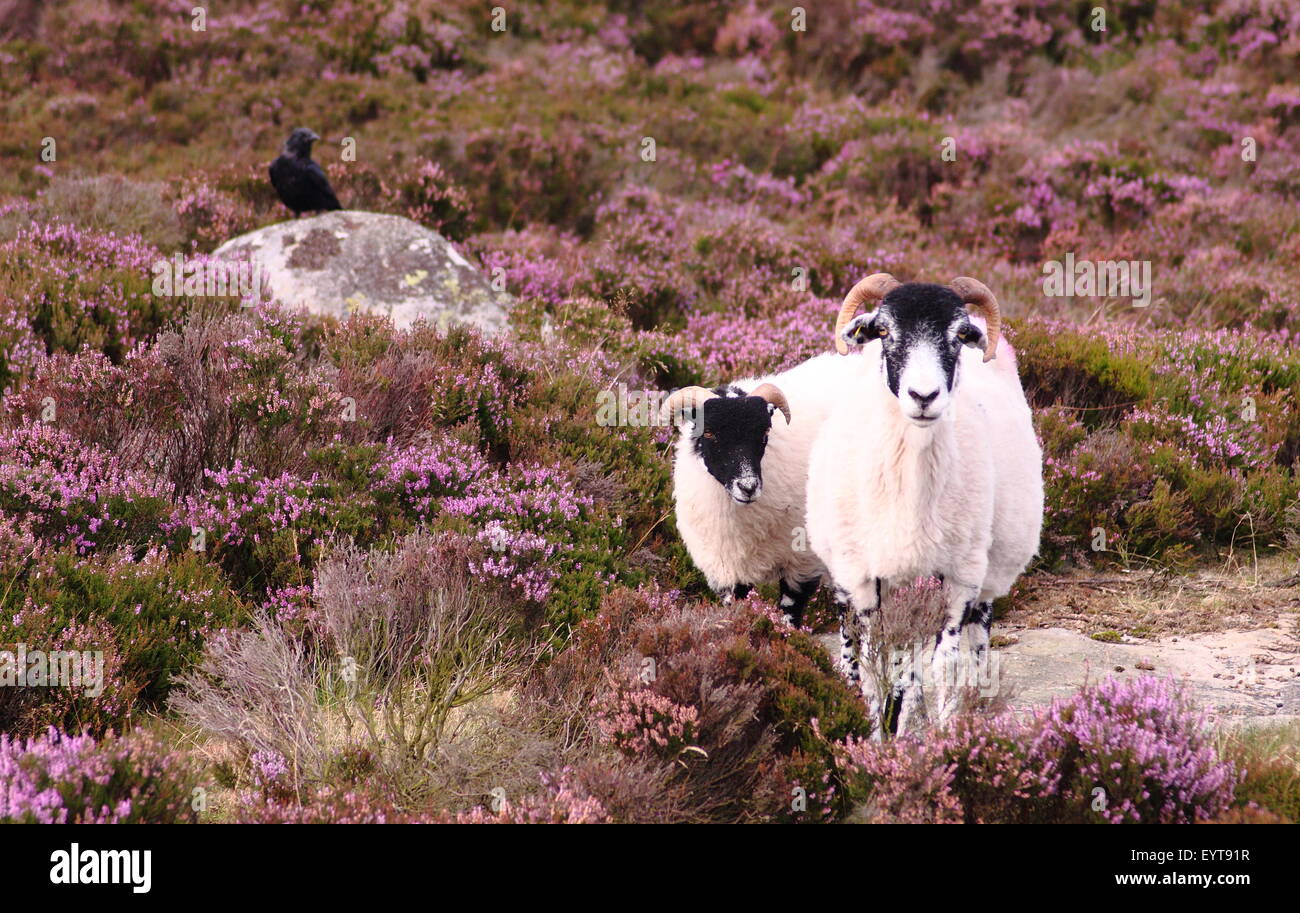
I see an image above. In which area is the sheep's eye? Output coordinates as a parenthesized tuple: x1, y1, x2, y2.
(703, 431, 715, 440)
(877, 327, 889, 338)
(956, 328, 970, 342)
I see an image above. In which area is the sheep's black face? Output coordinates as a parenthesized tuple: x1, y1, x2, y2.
(693, 389, 778, 503)
(843, 283, 985, 426)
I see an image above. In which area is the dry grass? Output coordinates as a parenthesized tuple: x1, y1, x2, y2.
(1218, 720, 1300, 823)
(166, 532, 543, 812)
(1007, 554, 1300, 639)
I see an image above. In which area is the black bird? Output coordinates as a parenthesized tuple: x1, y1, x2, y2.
(269, 128, 342, 217)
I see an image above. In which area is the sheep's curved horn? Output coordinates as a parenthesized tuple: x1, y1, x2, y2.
(660, 386, 718, 424)
(749, 383, 791, 424)
(834, 273, 901, 355)
(950, 277, 1001, 363)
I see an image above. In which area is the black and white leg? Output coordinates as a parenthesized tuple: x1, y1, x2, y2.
(832, 584, 861, 687)
(716, 583, 752, 605)
(890, 645, 925, 736)
(837, 579, 895, 735)
(963, 599, 994, 670)
(777, 576, 819, 628)
(931, 584, 979, 724)
(855, 578, 882, 707)
(960, 599, 994, 693)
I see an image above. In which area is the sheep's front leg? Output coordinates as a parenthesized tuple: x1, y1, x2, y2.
(832, 584, 861, 687)
(778, 576, 819, 628)
(932, 584, 979, 725)
(963, 600, 994, 677)
(837, 579, 893, 736)
(891, 646, 925, 736)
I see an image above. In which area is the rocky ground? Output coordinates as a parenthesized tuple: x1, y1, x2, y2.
(1002, 560, 1300, 725)
(815, 558, 1300, 729)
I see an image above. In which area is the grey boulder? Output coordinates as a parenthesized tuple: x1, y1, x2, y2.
(212, 211, 510, 333)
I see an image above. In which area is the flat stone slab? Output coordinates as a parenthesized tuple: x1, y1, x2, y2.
(999, 626, 1300, 726)
(815, 625, 1300, 729)
(213, 211, 511, 333)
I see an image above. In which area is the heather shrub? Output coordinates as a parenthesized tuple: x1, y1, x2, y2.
(310, 533, 535, 761)
(2, 548, 247, 723)
(0, 421, 172, 555)
(167, 460, 379, 596)
(3, 348, 188, 483)
(447, 768, 611, 824)
(368, 423, 619, 624)
(856, 576, 949, 733)
(0, 728, 200, 824)
(842, 676, 1238, 824)
(235, 782, 434, 824)
(462, 122, 609, 235)
(468, 228, 583, 307)
(150, 306, 343, 488)
(33, 174, 185, 250)
(334, 155, 475, 241)
(171, 532, 537, 804)
(530, 586, 870, 822)
(1207, 804, 1292, 824)
(0, 221, 181, 389)
(6, 305, 347, 500)
(328, 317, 528, 457)
(170, 171, 265, 251)
(170, 609, 332, 793)
(0, 617, 136, 739)
(1015, 321, 1154, 419)
(239, 765, 612, 824)
(1220, 722, 1300, 824)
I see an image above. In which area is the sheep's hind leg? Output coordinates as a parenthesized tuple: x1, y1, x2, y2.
(778, 576, 819, 628)
(931, 586, 979, 725)
(715, 583, 752, 606)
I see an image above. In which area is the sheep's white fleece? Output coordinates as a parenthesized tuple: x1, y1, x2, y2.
(805, 336, 1042, 606)
(672, 351, 868, 593)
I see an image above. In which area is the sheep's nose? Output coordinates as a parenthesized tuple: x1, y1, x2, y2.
(736, 480, 759, 498)
(908, 388, 939, 409)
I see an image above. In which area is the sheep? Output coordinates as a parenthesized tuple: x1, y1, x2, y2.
(661, 352, 865, 627)
(805, 274, 1043, 732)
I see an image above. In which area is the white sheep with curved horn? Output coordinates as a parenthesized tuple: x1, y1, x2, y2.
(662, 351, 867, 626)
(806, 273, 1042, 732)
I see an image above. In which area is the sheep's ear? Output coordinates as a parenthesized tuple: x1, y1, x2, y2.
(842, 312, 881, 348)
(956, 322, 986, 352)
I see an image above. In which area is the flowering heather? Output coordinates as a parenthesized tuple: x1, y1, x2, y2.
(842, 676, 1238, 824)
(0, 728, 198, 824)
(0, 221, 179, 389)
(0, 421, 168, 555)
(597, 688, 702, 759)
(452, 769, 611, 824)
(373, 434, 491, 520)
(0, 0, 1296, 825)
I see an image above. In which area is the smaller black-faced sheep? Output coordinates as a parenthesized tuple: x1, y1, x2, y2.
(662, 352, 863, 626)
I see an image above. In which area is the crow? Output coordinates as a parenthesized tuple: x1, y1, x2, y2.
(269, 128, 342, 217)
